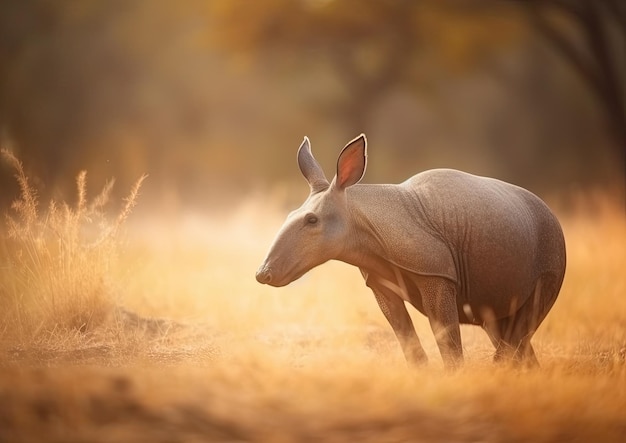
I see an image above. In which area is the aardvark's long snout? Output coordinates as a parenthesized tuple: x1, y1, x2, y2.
(255, 263, 272, 285)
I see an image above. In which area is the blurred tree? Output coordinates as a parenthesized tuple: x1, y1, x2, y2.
(524, 0, 625, 167)
(210, 0, 523, 135)
(0, 0, 621, 210)
(0, 0, 214, 206)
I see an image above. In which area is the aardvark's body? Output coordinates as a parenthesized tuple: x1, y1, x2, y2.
(256, 135, 566, 368)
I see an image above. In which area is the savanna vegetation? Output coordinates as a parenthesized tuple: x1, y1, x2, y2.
(0, 151, 625, 442)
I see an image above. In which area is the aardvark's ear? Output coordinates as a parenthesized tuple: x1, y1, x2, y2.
(297, 136, 329, 193)
(335, 134, 367, 190)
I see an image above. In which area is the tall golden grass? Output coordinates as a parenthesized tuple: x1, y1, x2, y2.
(0, 149, 146, 345)
(0, 154, 624, 442)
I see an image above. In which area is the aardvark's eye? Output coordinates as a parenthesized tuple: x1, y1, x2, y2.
(305, 214, 318, 225)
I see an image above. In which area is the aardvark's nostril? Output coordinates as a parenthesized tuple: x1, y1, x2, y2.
(255, 267, 272, 284)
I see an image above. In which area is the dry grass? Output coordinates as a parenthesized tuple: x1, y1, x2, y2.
(0, 149, 146, 346)
(0, 159, 625, 442)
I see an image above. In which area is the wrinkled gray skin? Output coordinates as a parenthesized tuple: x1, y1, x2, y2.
(256, 134, 566, 369)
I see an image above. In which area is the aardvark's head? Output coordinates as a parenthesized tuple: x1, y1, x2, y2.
(255, 134, 367, 287)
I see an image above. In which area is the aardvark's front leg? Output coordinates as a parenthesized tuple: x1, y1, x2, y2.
(367, 282, 428, 367)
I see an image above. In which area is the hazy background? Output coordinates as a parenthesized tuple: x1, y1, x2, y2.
(0, 4, 625, 441)
(0, 0, 624, 212)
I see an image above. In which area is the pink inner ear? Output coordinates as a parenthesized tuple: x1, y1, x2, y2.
(338, 147, 363, 188)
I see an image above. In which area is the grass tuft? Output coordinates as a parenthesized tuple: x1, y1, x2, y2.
(0, 148, 145, 346)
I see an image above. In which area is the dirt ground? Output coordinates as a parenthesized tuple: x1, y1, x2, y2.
(1, 317, 625, 443)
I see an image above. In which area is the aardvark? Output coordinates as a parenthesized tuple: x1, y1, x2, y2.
(256, 134, 566, 369)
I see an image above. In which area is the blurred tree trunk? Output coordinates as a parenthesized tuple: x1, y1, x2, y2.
(322, 2, 418, 136)
(525, 0, 625, 169)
